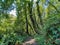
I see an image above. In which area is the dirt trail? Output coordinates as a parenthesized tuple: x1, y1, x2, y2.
(22, 37, 38, 45)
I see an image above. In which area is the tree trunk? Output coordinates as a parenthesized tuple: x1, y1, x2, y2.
(36, 1, 43, 26)
(28, 1, 40, 34)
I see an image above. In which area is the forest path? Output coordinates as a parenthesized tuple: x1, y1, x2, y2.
(22, 37, 38, 45)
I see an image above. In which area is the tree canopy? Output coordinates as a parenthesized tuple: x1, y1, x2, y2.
(0, 0, 60, 45)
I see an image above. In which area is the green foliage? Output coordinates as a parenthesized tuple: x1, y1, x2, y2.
(34, 35, 46, 45)
(55, 39, 60, 44)
(43, 14, 60, 45)
(0, 0, 60, 45)
(0, 32, 28, 45)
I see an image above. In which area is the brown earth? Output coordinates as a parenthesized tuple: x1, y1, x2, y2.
(15, 37, 38, 45)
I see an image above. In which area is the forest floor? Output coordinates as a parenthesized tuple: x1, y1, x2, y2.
(22, 36, 38, 45)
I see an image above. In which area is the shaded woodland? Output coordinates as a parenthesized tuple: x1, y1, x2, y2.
(0, 0, 60, 45)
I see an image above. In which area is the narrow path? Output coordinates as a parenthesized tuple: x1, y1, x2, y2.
(22, 37, 38, 45)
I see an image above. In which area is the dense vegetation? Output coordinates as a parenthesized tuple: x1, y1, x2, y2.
(0, 0, 60, 45)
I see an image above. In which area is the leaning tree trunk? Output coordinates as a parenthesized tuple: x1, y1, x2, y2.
(36, 0, 43, 26)
(24, 2, 29, 35)
(28, 1, 40, 34)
